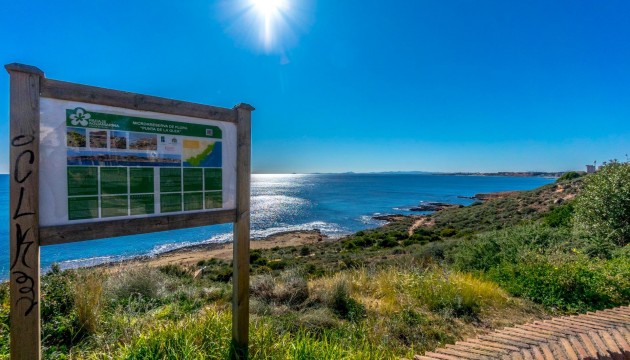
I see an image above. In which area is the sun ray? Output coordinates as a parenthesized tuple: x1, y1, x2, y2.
(218, 0, 311, 54)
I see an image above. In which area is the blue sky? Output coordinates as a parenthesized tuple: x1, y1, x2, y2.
(1, 0, 629, 173)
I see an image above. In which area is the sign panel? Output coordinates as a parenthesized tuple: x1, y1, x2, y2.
(39, 98, 237, 226)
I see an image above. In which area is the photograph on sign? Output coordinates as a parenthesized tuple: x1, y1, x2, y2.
(39, 98, 237, 226)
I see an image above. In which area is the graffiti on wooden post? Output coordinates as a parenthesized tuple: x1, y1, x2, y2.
(10, 134, 38, 316)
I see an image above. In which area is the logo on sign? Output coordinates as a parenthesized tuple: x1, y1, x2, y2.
(69, 108, 91, 126)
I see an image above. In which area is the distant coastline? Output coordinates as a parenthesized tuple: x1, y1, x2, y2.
(435, 171, 570, 178)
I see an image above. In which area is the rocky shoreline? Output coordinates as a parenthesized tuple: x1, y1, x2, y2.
(409, 202, 464, 212)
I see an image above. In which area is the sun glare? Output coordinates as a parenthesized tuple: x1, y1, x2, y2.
(253, 0, 285, 16)
(220, 0, 309, 54)
(251, 0, 288, 50)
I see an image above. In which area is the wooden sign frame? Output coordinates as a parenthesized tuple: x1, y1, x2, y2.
(6, 63, 253, 359)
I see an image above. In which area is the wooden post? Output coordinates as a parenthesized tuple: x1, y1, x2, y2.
(231, 103, 254, 359)
(6, 63, 44, 360)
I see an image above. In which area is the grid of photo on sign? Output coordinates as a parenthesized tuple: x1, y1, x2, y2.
(67, 166, 156, 220)
(67, 165, 223, 220)
(159, 167, 223, 213)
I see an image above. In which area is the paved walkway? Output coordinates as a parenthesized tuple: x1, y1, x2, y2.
(416, 305, 630, 360)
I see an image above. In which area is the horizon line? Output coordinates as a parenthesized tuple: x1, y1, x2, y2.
(0, 169, 580, 176)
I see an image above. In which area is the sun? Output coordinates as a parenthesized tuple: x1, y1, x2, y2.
(249, 0, 288, 50)
(252, 0, 286, 16)
(219, 0, 309, 54)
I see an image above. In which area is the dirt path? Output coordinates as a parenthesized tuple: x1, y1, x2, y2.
(416, 305, 630, 360)
(408, 216, 435, 236)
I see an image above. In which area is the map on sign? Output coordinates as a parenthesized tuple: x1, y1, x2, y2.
(183, 139, 222, 167)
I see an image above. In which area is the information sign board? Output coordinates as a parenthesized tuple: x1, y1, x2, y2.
(6, 63, 253, 360)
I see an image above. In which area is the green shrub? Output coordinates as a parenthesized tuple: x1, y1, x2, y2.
(557, 171, 582, 182)
(296, 308, 340, 333)
(486, 253, 630, 312)
(378, 237, 399, 248)
(159, 264, 191, 278)
(268, 260, 286, 270)
(303, 263, 326, 278)
(105, 267, 167, 305)
(250, 250, 263, 263)
(544, 202, 574, 228)
(415, 240, 459, 261)
(387, 309, 430, 346)
(574, 160, 630, 246)
(39, 267, 90, 351)
(343, 235, 376, 249)
(448, 224, 573, 271)
(329, 280, 366, 322)
(439, 228, 457, 237)
(409, 268, 508, 319)
(251, 271, 309, 307)
(253, 257, 269, 266)
(402, 238, 427, 247)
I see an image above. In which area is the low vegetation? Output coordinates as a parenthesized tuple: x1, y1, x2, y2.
(0, 161, 628, 359)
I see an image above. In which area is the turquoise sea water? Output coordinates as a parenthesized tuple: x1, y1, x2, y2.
(0, 173, 553, 278)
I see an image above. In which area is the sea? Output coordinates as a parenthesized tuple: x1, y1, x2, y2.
(0, 173, 554, 279)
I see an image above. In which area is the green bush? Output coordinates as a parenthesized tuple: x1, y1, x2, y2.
(250, 271, 309, 307)
(378, 237, 399, 248)
(329, 280, 366, 322)
(250, 250, 263, 263)
(557, 171, 582, 182)
(40, 267, 87, 350)
(487, 253, 630, 312)
(415, 240, 459, 261)
(448, 224, 573, 271)
(159, 264, 191, 279)
(544, 202, 574, 228)
(410, 268, 508, 319)
(574, 160, 630, 246)
(104, 267, 168, 307)
(439, 228, 457, 237)
(268, 260, 287, 270)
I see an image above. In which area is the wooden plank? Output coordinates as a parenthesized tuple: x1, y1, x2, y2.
(40, 209, 237, 245)
(423, 352, 460, 360)
(598, 331, 625, 360)
(567, 336, 589, 360)
(436, 347, 491, 360)
(231, 103, 254, 359)
(40, 78, 238, 123)
(6, 63, 43, 360)
(530, 346, 545, 360)
(457, 340, 510, 354)
(539, 344, 555, 360)
(608, 329, 630, 356)
(558, 338, 579, 360)
(446, 344, 497, 357)
(587, 331, 614, 360)
(522, 350, 534, 360)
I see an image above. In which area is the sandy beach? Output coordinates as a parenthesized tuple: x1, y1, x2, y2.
(126, 229, 328, 268)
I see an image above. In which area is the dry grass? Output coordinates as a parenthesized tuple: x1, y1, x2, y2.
(74, 272, 105, 334)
